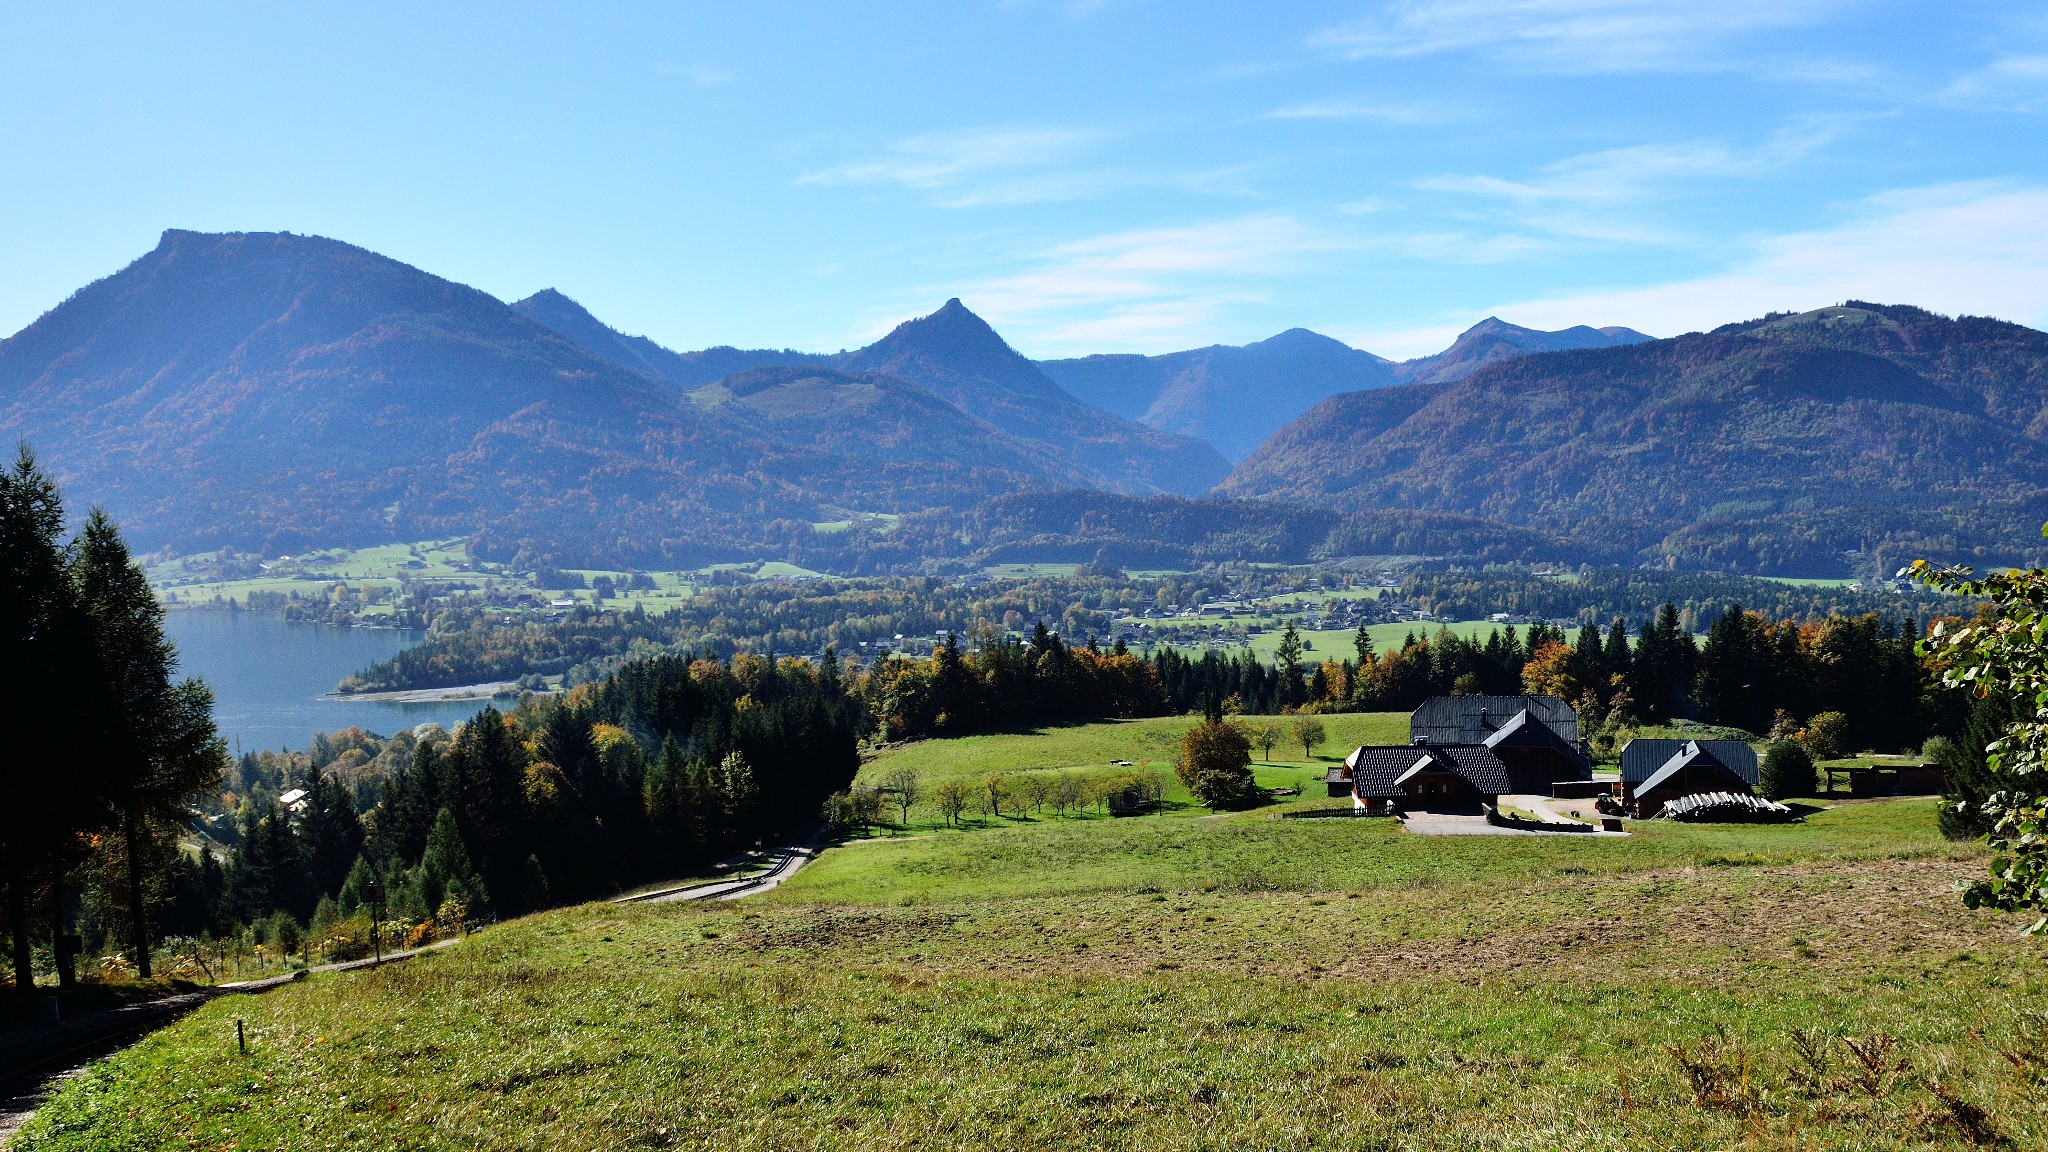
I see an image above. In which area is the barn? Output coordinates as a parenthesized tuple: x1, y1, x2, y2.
(1326, 742, 1513, 814)
(1410, 695, 1593, 794)
(1621, 739, 1759, 818)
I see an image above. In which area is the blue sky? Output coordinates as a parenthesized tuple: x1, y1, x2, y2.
(1, 1, 2044, 358)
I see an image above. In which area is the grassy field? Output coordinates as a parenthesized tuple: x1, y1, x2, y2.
(146, 539, 721, 614)
(856, 711, 1406, 812)
(1150, 620, 1583, 662)
(16, 723, 2048, 1150)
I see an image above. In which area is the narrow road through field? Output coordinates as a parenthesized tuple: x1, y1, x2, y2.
(616, 824, 825, 905)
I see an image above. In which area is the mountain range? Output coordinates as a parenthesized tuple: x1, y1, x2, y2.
(3, 227, 2042, 577)
(0, 231, 1223, 563)
(514, 291, 1235, 495)
(1037, 316, 1648, 460)
(1220, 303, 2048, 575)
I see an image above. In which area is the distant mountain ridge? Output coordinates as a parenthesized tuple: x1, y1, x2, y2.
(1219, 303, 2048, 576)
(517, 292, 1232, 495)
(1036, 317, 1649, 460)
(1391, 316, 1651, 385)
(511, 289, 830, 389)
(9, 229, 2042, 579)
(0, 231, 1190, 564)
(1039, 329, 1395, 460)
(839, 300, 1230, 495)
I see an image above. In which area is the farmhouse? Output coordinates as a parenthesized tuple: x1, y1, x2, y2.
(1620, 739, 1759, 818)
(1410, 695, 1592, 794)
(1325, 741, 1513, 814)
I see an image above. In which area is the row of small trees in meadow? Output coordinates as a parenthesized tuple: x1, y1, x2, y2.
(824, 765, 1165, 834)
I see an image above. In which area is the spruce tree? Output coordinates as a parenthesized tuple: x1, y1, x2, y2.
(1275, 624, 1304, 707)
(0, 444, 82, 1001)
(1571, 623, 1606, 703)
(1940, 692, 2017, 839)
(420, 808, 484, 913)
(1602, 618, 1632, 682)
(72, 507, 226, 977)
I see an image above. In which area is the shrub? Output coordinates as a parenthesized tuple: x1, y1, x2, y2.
(1759, 741, 1817, 800)
(1799, 711, 1850, 764)
(1920, 735, 1960, 769)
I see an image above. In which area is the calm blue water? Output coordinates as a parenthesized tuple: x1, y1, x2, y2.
(162, 611, 490, 754)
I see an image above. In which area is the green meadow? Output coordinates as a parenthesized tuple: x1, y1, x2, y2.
(855, 711, 1405, 800)
(15, 721, 2046, 1151)
(1148, 620, 1584, 662)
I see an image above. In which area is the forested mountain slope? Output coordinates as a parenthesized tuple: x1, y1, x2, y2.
(840, 300, 1230, 495)
(516, 291, 1231, 496)
(511, 289, 828, 389)
(1220, 303, 2048, 576)
(1039, 329, 1396, 461)
(684, 365, 1098, 505)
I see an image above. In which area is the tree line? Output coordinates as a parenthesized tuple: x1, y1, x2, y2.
(199, 651, 863, 952)
(1400, 566, 1957, 634)
(2, 447, 226, 1004)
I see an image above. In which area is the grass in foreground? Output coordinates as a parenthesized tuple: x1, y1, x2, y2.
(17, 799, 2047, 1150)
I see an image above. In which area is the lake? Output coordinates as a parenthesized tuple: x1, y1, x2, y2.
(162, 610, 490, 754)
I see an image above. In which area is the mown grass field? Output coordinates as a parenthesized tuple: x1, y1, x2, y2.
(16, 727, 2048, 1150)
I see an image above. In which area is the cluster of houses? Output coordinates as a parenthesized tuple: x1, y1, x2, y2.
(1324, 694, 1772, 822)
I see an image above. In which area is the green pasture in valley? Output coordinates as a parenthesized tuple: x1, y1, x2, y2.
(1149, 620, 1583, 662)
(17, 722, 2044, 1151)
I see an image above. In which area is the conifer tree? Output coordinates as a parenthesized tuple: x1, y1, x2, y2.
(0, 445, 81, 1000)
(420, 808, 484, 913)
(1940, 692, 2017, 839)
(1602, 618, 1632, 683)
(72, 508, 226, 977)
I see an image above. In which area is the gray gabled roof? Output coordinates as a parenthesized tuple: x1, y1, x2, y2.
(1621, 738, 1758, 785)
(1411, 695, 1579, 745)
(1636, 741, 1755, 796)
(1344, 744, 1512, 798)
(1482, 707, 1594, 773)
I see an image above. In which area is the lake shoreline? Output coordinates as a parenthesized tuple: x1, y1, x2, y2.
(327, 682, 518, 704)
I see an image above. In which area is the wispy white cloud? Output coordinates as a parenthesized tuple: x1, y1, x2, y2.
(798, 128, 1105, 207)
(1422, 124, 1842, 206)
(1408, 122, 1849, 250)
(1368, 229, 1554, 263)
(936, 215, 1348, 353)
(1345, 182, 2048, 356)
(1313, 0, 1856, 74)
(1262, 96, 1459, 124)
(1944, 53, 2048, 110)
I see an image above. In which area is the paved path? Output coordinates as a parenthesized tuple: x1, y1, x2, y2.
(615, 823, 825, 905)
(1398, 800, 1629, 837)
(1399, 813, 1549, 836)
(0, 939, 456, 1146)
(1498, 794, 1585, 826)
(1513, 794, 1632, 836)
